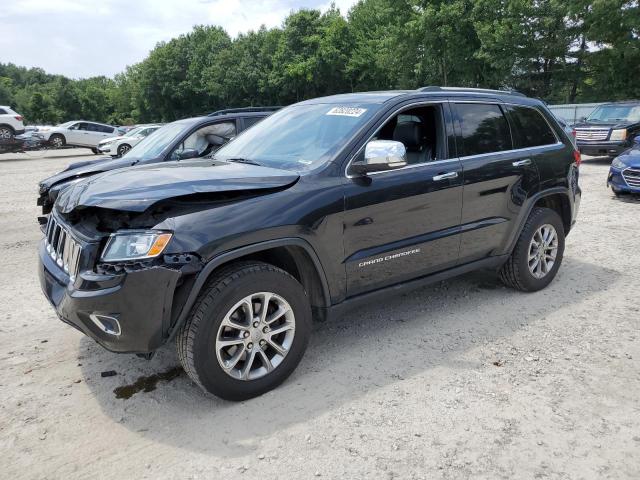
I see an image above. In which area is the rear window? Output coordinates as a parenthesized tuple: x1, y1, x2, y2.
(507, 106, 557, 148)
(454, 103, 512, 156)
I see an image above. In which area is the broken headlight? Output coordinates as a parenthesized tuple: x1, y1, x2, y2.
(101, 231, 173, 262)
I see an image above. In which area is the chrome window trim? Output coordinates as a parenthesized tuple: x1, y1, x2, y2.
(458, 142, 564, 162)
(344, 100, 449, 179)
(345, 99, 568, 179)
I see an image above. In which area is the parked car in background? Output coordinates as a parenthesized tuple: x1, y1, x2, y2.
(608, 135, 640, 196)
(97, 124, 162, 157)
(574, 101, 640, 159)
(37, 107, 278, 214)
(0, 106, 25, 140)
(37, 88, 580, 400)
(36, 120, 121, 153)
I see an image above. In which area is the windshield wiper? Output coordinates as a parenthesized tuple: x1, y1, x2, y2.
(225, 157, 262, 166)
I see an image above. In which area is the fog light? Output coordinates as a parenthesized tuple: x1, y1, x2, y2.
(89, 313, 121, 336)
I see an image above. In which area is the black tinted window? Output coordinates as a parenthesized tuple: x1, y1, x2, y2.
(455, 103, 512, 156)
(508, 106, 557, 147)
(242, 117, 262, 129)
(0, 109, 6, 115)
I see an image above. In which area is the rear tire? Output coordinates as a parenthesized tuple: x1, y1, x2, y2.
(177, 261, 312, 401)
(49, 134, 65, 148)
(0, 125, 15, 141)
(499, 207, 565, 292)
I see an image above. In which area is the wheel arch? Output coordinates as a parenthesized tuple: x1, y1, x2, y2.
(503, 187, 573, 255)
(0, 123, 16, 133)
(168, 238, 331, 341)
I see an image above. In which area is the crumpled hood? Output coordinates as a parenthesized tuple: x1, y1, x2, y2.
(40, 156, 139, 190)
(55, 159, 300, 213)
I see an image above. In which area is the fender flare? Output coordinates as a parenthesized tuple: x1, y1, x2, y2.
(167, 237, 331, 341)
(503, 187, 572, 255)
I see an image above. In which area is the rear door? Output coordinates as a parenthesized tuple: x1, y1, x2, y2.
(452, 101, 540, 264)
(87, 123, 115, 146)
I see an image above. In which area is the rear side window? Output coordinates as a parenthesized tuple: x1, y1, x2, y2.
(0, 108, 6, 115)
(454, 103, 512, 156)
(507, 106, 557, 148)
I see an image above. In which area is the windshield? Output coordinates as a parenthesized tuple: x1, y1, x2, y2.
(123, 126, 144, 137)
(215, 103, 381, 171)
(587, 105, 640, 123)
(57, 121, 75, 128)
(123, 122, 186, 159)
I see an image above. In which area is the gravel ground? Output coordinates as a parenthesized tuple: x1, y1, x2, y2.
(0, 149, 638, 480)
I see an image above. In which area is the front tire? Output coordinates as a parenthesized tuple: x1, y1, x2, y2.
(49, 134, 65, 148)
(117, 144, 131, 156)
(499, 207, 565, 292)
(91, 147, 100, 154)
(177, 261, 312, 401)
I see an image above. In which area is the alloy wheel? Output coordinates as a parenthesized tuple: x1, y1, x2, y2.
(51, 137, 63, 148)
(0, 127, 12, 140)
(215, 292, 295, 381)
(528, 223, 558, 279)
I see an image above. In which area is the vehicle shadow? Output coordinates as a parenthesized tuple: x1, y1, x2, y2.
(79, 257, 619, 457)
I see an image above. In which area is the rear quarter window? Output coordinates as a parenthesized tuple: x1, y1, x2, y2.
(0, 109, 7, 115)
(454, 103, 513, 156)
(507, 105, 557, 148)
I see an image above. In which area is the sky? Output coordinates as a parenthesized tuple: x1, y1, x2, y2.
(0, 0, 358, 79)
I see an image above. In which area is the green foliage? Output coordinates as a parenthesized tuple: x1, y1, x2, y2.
(1, 0, 638, 125)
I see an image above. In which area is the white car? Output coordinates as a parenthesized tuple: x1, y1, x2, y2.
(37, 120, 122, 153)
(97, 124, 162, 157)
(0, 106, 26, 140)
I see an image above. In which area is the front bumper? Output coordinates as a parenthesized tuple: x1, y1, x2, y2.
(608, 167, 640, 193)
(97, 144, 115, 155)
(578, 141, 626, 157)
(38, 240, 182, 353)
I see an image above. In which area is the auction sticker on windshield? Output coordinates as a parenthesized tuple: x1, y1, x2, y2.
(326, 107, 367, 117)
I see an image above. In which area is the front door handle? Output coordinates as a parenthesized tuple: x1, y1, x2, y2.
(433, 171, 458, 181)
(512, 158, 532, 167)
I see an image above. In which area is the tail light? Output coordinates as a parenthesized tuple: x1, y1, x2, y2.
(14, 115, 23, 122)
(573, 149, 581, 166)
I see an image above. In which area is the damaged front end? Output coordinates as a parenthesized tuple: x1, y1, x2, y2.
(38, 205, 205, 353)
(38, 159, 300, 353)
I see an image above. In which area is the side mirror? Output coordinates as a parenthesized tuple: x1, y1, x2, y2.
(352, 140, 407, 175)
(175, 148, 199, 160)
(633, 135, 640, 146)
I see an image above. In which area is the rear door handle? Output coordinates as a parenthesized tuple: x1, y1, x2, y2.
(432, 171, 458, 181)
(512, 159, 532, 167)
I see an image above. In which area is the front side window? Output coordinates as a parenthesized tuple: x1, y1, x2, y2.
(454, 103, 512, 156)
(170, 121, 237, 160)
(349, 104, 444, 173)
(507, 106, 557, 148)
(215, 103, 381, 171)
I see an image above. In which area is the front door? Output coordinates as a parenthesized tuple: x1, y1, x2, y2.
(343, 103, 463, 297)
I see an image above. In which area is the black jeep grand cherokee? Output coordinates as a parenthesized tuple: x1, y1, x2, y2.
(38, 87, 581, 400)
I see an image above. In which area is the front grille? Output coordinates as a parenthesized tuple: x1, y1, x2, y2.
(622, 167, 640, 188)
(45, 216, 82, 281)
(575, 128, 610, 141)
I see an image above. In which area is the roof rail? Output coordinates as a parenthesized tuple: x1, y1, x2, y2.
(207, 106, 282, 117)
(417, 86, 526, 97)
